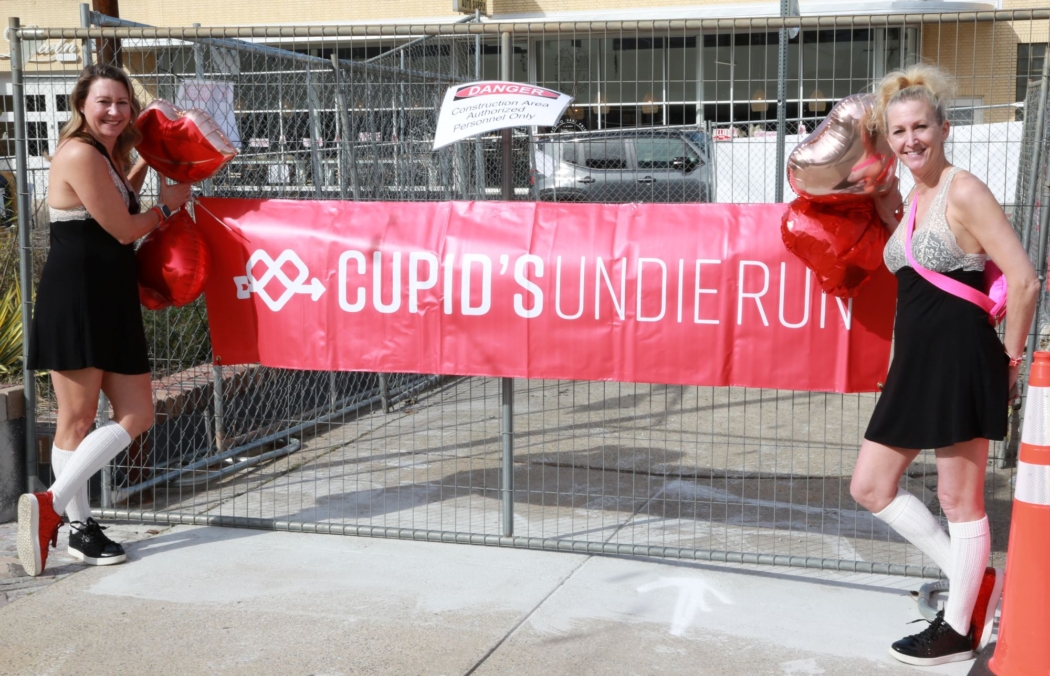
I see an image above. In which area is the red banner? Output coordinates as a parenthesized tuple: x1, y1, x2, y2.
(195, 198, 896, 392)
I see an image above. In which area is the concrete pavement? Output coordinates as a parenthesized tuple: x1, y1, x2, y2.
(0, 522, 981, 676)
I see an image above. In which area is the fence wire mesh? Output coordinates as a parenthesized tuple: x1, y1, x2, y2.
(9, 10, 1050, 576)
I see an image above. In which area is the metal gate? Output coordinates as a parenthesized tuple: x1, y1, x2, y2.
(8, 8, 1050, 578)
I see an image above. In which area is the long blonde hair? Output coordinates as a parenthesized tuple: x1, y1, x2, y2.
(869, 63, 956, 135)
(57, 65, 142, 173)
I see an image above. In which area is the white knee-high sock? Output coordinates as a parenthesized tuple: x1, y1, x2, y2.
(873, 488, 953, 577)
(50, 446, 92, 524)
(49, 422, 132, 516)
(943, 516, 991, 636)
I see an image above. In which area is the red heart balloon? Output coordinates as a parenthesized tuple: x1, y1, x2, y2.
(135, 99, 237, 183)
(781, 196, 888, 298)
(137, 209, 212, 310)
(787, 94, 897, 201)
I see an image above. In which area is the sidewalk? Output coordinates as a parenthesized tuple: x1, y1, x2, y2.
(0, 521, 980, 676)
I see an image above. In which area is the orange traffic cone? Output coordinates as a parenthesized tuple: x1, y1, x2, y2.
(972, 351, 1050, 675)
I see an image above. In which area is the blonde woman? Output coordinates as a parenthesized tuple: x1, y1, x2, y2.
(17, 65, 191, 576)
(849, 64, 1040, 666)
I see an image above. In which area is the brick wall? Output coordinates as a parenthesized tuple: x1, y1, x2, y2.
(921, 12, 1049, 124)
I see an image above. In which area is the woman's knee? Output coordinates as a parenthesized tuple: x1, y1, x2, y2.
(112, 404, 154, 439)
(850, 474, 898, 513)
(58, 405, 99, 440)
(937, 485, 984, 523)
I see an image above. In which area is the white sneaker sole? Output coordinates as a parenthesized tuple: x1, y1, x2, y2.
(887, 646, 974, 666)
(16, 494, 42, 577)
(68, 547, 126, 566)
(977, 568, 1005, 652)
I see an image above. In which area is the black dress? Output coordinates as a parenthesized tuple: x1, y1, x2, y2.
(865, 268, 1008, 449)
(27, 139, 150, 375)
(865, 169, 1008, 450)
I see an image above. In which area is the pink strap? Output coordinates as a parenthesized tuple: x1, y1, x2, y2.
(850, 155, 881, 172)
(903, 200, 996, 313)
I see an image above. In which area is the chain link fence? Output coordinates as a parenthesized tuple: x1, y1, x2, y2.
(8, 9, 1050, 577)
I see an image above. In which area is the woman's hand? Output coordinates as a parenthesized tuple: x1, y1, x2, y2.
(1009, 364, 1022, 404)
(871, 176, 903, 231)
(160, 180, 192, 213)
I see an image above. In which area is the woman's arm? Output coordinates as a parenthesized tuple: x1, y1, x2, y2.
(872, 177, 904, 232)
(128, 155, 150, 194)
(952, 174, 1040, 389)
(55, 142, 190, 245)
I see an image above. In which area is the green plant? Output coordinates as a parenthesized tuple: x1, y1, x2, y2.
(0, 230, 23, 381)
(0, 278, 23, 378)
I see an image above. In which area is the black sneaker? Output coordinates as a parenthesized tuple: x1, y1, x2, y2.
(67, 519, 127, 566)
(889, 610, 974, 666)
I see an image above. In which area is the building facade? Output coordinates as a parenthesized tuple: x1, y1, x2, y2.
(0, 1, 1047, 174)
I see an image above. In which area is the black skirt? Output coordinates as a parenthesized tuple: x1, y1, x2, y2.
(865, 267, 1008, 450)
(27, 217, 150, 375)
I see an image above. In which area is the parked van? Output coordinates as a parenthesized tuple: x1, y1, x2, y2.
(532, 127, 714, 203)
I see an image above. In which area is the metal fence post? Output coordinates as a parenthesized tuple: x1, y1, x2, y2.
(305, 65, 325, 197)
(79, 3, 94, 66)
(774, 2, 791, 203)
(330, 54, 360, 201)
(98, 393, 112, 507)
(1022, 162, 1050, 419)
(1015, 49, 1050, 469)
(474, 17, 485, 199)
(1022, 51, 1050, 253)
(187, 23, 229, 454)
(499, 30, 515, 538)
(1003, 54, 1050, 469)
(9, 18, 43, 494)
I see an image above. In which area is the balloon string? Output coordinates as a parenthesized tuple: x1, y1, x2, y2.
(192, 199, 250, 243)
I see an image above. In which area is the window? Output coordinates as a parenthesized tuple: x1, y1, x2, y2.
(947, 98, 983, 126)
(1017, 43, 1047, 104)
(26, 95, 46, 113)
(559, 140, 580, 165)
(580, 138, 628, 170)
(0, 122, 14, 157)
(336, 45, 392, 60)
(27, 121, 48, 157)
(158, 48, 196, 75)
(56, 94, 70, 112)
(0, 95, 12, 115)
(634, 137, 697, 170)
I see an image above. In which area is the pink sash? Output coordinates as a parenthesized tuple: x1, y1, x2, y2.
(903, 199, 1007, 325)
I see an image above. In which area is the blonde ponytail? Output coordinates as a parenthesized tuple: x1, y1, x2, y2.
(870, 64, 956, 135)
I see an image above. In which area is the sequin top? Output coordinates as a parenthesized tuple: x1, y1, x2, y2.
(883, 167, 988, 274)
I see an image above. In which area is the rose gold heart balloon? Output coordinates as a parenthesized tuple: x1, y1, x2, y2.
(135, 99, 237, 183)
(787, 94, 896, 201)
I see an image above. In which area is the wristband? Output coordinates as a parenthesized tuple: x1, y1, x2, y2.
(1007, 351, 1024, 367)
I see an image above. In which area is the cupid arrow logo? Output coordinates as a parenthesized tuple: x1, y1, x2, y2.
(234, 249, 326, 311)
(637, 576, 733, 636)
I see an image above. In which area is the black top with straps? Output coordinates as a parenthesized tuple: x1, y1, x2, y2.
(27, 138, 151, 375)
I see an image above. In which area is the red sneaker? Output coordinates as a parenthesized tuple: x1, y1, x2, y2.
(16, 491, 62, 577)
(971, 566, 1004, 652)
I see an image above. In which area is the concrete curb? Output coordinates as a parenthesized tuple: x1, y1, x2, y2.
(0, 384, 25, 524)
